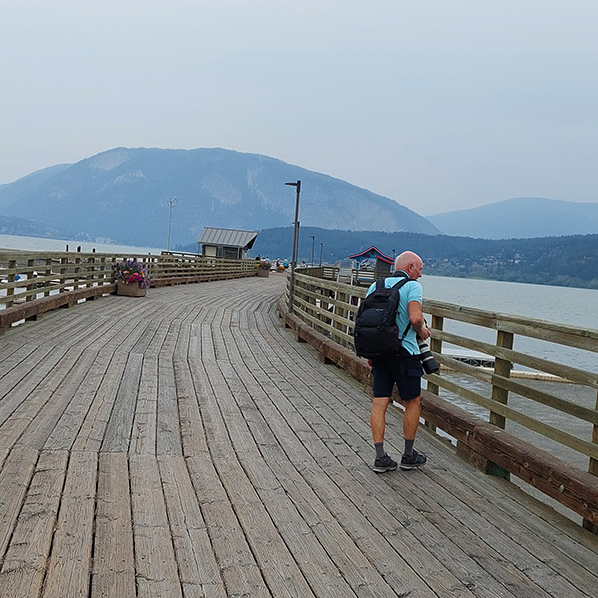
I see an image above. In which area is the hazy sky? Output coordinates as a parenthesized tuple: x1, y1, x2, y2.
(2, 0, 598, 215)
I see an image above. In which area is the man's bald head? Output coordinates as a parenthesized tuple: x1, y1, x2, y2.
(394, 251, 424, 280)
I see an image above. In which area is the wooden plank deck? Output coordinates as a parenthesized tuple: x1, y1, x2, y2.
(0, 275, 597, 598)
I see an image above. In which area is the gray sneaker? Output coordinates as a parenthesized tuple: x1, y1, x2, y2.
(400, 449, 427, 470)
(373, 454, 398, 473)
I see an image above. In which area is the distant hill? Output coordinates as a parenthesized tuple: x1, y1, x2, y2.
(428, 197, 598, 239)
(0, 147, 439, 247)
(0, 214, 71, 239)
(0, 164, 72, 208)
(212, 226, 597, 289)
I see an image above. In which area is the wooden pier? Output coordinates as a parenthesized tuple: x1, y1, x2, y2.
(0, 275, 597, 597)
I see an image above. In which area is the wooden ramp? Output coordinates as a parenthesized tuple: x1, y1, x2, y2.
(0, 276, 596, 598)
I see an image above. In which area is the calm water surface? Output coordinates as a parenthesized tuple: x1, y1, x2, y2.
(421, 274, 598, 373)
(0, 233, 162, 255)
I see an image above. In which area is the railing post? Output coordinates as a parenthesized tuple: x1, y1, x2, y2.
(88, 255, 95, 288)
(424, 315, 443, 432)
(333, 288, 347, 346)
(74, 256, 81, 288)
(26, 258, 35, 302)
(60, 257, 68, 293)
(427, 315, 443, 397)
(7, 260, 16, 307)
(100, 257, 106, 285)
(44, 258, 52, 297)
(489, 330, 514, 429)
(585, 390, 598, 533)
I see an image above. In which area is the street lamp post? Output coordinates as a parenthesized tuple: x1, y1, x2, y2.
(319, 242, 323, 266)
(310, 235, 315, 266)
(284, 180, 301, 313)
(167, 197, 176, 252)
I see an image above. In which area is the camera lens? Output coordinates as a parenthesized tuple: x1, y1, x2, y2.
(417, 337, 439, 374)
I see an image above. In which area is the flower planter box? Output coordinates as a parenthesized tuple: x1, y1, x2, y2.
(256, 268, 270, 278)
(117, 280, 147, 297)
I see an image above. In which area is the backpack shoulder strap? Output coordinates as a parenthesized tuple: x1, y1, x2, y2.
(389, 274, 411, 290)
(388, 275, 412, 340)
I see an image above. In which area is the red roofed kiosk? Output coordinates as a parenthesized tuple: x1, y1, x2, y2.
(348, 246, 394, 285)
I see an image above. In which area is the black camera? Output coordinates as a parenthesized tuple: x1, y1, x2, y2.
(417, 336, 439, 374)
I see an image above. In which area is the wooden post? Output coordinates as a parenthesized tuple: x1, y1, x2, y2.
(26, 258, 35, 302)
(486, 329, 513, 480)
(585, 389, 598, 533)
(60, 257, 68, 293)
(489, 330, 514, 430)
(44, 258, 52, 297)
(74, 256, 81, 288)
(333, 289, 347, 346)
(88, 256, 95, 288)
(6, 260, 17, 308)
(427, 315, 443, 396)
(425, 315, 443, 432)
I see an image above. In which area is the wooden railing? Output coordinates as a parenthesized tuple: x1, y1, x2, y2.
(0, 249, 255, 333)
(282, 267, 598, 531)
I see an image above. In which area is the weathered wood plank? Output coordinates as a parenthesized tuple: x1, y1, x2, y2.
(129, 454, 183, 598)
(0, 450, 68, 597)
(0, 342, 37, 372)
(43, 451, 98, 597)
(158, 455, 226, 596)
(0, 446, 39, 567)
(71, 351, 130, 452)
(91, 452, 135, 598)
(130, 354, 159, 455)
(0, 346, 64, 432)
(157, 350, 182, 455)
(20, 348, 102, 451)
(43, 349, 108, 451)
(174, 334, 209, 457)
(185, 455, 271, 597)
(102, 353, 143, 453)
(425, 457, 598, 597)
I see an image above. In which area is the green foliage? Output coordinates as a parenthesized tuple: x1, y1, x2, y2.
(235, 227, 598, 290)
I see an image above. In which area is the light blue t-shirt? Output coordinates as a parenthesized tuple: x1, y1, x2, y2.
(365, 271, 422, 355)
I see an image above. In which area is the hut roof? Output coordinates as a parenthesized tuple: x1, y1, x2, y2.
(348, 246, 394, 265)
(198, 227, 258, 249)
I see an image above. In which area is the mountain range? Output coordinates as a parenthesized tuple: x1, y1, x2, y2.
(1, 148, 597, 247)
(428, 197, 598, 239)
(0, 147, 438, 247)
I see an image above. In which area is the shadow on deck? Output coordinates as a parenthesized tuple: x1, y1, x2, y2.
(0, 275, 596, 597)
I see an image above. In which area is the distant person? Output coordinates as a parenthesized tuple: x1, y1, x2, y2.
(366, 251, 431, 473)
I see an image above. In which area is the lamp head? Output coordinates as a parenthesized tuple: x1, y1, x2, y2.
(285, 180, 301, 192)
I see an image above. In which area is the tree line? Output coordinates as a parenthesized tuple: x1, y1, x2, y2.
(177, 226, 598, 290)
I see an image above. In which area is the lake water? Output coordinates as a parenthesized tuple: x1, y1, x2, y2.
(421, 274, 598, 374)
(0, 233, 163, 255)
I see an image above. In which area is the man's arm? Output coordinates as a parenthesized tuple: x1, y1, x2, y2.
(407, 300, 430, 340)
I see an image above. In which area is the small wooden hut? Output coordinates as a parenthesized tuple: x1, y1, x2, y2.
(198, 227, 258, 259)
(348, 246, 394, 285)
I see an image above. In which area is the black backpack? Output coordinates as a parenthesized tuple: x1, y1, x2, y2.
(353, 276, 411, 360)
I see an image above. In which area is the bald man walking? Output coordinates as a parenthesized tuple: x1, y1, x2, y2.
(366, 251, 430, 473)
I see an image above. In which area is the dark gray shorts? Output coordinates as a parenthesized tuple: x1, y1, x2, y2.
(371, 352, 423, 400)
